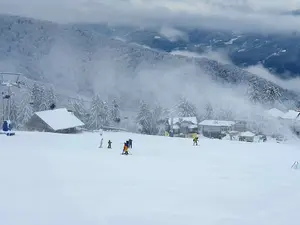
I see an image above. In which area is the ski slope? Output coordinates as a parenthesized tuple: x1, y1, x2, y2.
(1, 131, 300, 225)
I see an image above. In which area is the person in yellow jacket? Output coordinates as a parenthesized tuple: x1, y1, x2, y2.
(193, 136, 199, 146)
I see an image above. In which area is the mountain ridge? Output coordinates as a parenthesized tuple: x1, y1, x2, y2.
(0, 14, 299, 109)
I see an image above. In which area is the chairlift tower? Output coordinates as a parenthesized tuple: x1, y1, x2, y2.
(0, 72, 23, 122)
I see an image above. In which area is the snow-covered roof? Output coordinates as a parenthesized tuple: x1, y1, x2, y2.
(240, 131, 255, 137)
(169, 117, 197, 125)
(172, 124, 180, 129)
(188, 124, 198, 129)
(281, 110, 300, 120)
(35, 108, 84, 131)
(199, 120, 235, 127)
(267, 108, 285, 118)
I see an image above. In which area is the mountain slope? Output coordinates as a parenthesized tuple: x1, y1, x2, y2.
(0, 14, 299, 108)
(101, 26, 300, 77)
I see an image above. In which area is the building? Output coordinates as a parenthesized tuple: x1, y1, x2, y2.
(199, 120, 235, 139)
(280, 110, 300, 120)
(239, 131, 255, 142)
(26, 108, 85, 133)
(168, 117, 198, 137)
(233, 120, 247, 132)
(266, 108, 285, 119)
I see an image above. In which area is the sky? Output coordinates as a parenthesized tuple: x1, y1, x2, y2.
(1, 0, 300, 32)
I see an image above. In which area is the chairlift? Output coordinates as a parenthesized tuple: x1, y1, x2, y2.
(50, 103, 56, 110)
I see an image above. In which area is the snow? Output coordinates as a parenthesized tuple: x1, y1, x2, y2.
(172, 124, 180, 129)
(35, 108, 84, 131)
(240, 131, 255, 137)
(281, 110, 300, 120)
(199, 120, 235, 127)
(169, 117, 197, 125)
(1, 131, 300, 225)
(266, 108, 285, 118)
(224, 37, 239, 45)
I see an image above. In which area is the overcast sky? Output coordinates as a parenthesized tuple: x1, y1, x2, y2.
(1, 0, 300, 32)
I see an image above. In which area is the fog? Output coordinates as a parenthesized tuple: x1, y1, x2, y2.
(1, 0, 300, 33)
(26, 37, 295, 138)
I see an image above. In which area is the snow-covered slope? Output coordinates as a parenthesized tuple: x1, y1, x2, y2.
(1, 131, 300, 225)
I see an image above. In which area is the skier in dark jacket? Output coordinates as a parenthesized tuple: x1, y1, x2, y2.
(108, 140, 112, 149)
(128, 139, 133, 148)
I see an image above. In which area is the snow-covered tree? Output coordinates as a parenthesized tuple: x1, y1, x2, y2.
(136, 101, 154, 134)
(263, 84, 281, 105)
(44, 87, 57, 110)
(248, 83, 261, 103)
(68, 99, 88, 124)
(31, 83, 46, 112)
(4, 99, 18, 127)
(136, 102, 166, 135)
(17, 91, 34, 129)
(87, 95, 110, 130)
(204, 103, 214, 119)
(218, 108, 234, 121)
(110, 99, 121, 124)
(177, 97, 198, 117)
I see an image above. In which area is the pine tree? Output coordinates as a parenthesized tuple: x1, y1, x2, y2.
(5, 99, 18, 127)
(247, 77, 262, 103)
(17, 91, 34, 129)
(31, 83, 45, 112)
(177, 97, 198, 117)
(263, 84, 281, 105)
(44, 87, 57, 110)
(248, 83, 261, 103)
(87, 95, 110, 130)
(110, 99, 121, 124)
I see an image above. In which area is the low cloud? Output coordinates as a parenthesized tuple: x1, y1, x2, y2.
(1, 0, 300, 33)
(246, 64, 300, 93)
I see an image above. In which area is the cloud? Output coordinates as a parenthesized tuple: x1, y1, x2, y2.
(245, 64, 300, 93)
(1, 0, 300, 33)
(159, 27, 188, 42)
(170, 50, 232, 64)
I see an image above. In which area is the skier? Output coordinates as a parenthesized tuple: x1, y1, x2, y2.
(108, 140, 112, 149)
(193, 136, 199, 146)
(99, 129, 104, 148)
(99, 137, 103, 148)
(122, 142, 129, 155)
(128, 139, 133, 148)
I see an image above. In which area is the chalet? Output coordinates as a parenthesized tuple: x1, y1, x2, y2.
(168, 117, 198, 136)
(280, 110, 300, 135)
(280, 110, 300, 120)
(26, 108, 84, 133)
(199, 120, 235, 139)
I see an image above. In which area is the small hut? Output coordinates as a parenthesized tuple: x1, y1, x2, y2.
(239, 131, 255, 142)
(26, 108, 84, 133)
